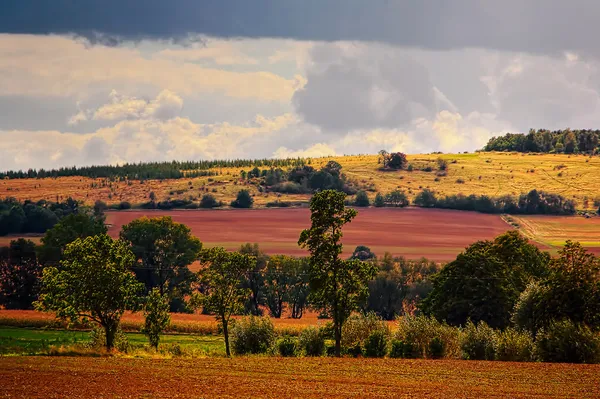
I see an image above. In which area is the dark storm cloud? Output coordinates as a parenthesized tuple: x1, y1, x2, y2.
(1, 0, 599, 55)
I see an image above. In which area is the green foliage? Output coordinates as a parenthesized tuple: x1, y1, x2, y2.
(413, 189, 437, 207)
(394, 315, 461, 359)
(385, 190, 409, 207)
(494, 328, 534, 362)
(199, 194, 220, 208)
(298, 326, 325, 356)
(423, 231, 548, 329)
(231, 189, 254, 208)
(354, 190, 370, 207)
(483, 129, 600, 154)
(298, 190, 377, 356)
(0, 198, 82, 236)
(38, 212, 107, 265)
(0, 239, 41, 309)
(263, 255, 309, 319)
(349, 245, 376, 261)
(511, 281, 549, 335)
(239, 243, 268, 316)
(36, 234, 143, 351)
(120, 216, 202, 301)
(363, 330, 388, 358)
(142, 288, 171, 349)
(88, 325, 130, 353)
(197, 247, 255, 356)
(341, 312, 389, 350)
(386, 152, 408, 170)
(461, 321, 496, 360)
(276, 336, 297, 357)
(437, 158, 448, 171)
(230, 316, 275, 355)
(374, 193, 385, 207)
(534, 320, 600, 364)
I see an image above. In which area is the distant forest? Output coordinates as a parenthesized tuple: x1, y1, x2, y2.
(483, 129, 600, 154)
(0, 158, 308, 180)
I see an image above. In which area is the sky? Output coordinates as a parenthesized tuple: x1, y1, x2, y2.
(2, 0, 600, 171)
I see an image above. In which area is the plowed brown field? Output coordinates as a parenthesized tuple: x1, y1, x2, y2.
(1, 356, 598, 398)
(106, 208, 512, 262)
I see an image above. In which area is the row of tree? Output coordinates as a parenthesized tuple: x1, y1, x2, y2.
(0, 197, 83, 236)
(0, 158, 308, 180)
(483, 129, 600, 154)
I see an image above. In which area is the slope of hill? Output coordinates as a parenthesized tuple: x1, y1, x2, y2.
(1, 152, 599, 210)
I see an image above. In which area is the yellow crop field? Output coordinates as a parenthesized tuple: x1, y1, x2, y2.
(1, 152, 599, 209)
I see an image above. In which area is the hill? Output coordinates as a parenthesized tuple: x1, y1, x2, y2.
(2, 152, 599, 211)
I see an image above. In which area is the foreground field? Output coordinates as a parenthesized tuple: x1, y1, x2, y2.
(3, 152, 600, 210)
(2, 356, 599, 398)
(106, 207, 512, 261)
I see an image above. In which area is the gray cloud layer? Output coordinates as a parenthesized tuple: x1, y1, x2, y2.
(2, 1, 600, 56)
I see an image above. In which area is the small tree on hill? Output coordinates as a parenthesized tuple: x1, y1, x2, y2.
(142, 288, 171, 349)
(354, 190, 370, 207)
(298, 190, 377, 356)
(374, 193, 385, 207)
(231, 189, 254, 208)
(196, 247, 255, 357)
(385, 190, 409, 207)
(36, 235, 143, 351)
(200, 194, 219, 208)
(387, 152, 408, 170)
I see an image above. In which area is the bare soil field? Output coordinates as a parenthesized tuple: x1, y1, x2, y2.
(2, 356, 599, 398)
(106, 208, 512, 261)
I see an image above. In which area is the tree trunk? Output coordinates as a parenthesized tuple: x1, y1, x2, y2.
(222, 317, 230, 357)
(105, 323, 116, 352)
(334, 318, 342, 357)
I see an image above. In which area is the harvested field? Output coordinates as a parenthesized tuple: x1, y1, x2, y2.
(106, 208, 512, 262)
(2, 356, 599, 398)
(512, 214, 600, 256)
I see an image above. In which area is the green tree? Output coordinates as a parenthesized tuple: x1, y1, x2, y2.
(199, 194, 219, 208)
(298, 190, 377, 356)
(354, 190, 370, 207)
(120, 216, 202, 301)
(38, 213, 107, 266)
(196, 247, 255, 357)
(239, 243, 268, 316)
(385, 190, 409, 207)
(36, 235, 143, 351)
(387, 152, 408, 170)
(142, 288, 171, 349)
(374, 193, 385, 207)
(0, 239, 42, 309)
(350, 245, 376, 261)
(378, 150, 389, 168)
(263, 255, 291, 318)
(231, 189, 254, 208)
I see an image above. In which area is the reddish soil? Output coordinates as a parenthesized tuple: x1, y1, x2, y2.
(1, 356, 599, 398)
(106, 208, 512, 262)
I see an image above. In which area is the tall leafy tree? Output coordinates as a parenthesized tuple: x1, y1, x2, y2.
(196, 247, 254, 357)
(239, 243, 268, 316)
(142, 288, 171, 349)
(120, 216, 202, 300)
(38, 213, 107, 266)
(298, 190, 377, 356)
(36, 235, 143, 351)
(0, 239, 42, 309)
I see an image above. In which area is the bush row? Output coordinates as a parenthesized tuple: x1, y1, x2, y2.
(227, 314, 600, 363)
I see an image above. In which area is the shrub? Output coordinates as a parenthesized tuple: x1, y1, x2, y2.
(389, 339, 415, 358)
(394, 315, 461, 359)
(511, 281, 548, 335)
(363, 330, 388, 358)
(456, 178, 465, 184)
(231, 189, 254, 209)
(87, 326, 129, 353)
(374, 193, 385, 207)
(407, 164, 414, 172)
(118, 201, 132, 210)
(276, 336, 297, 357)
(461, 321, 496, 360)
(230, 316, 275, 355)
(534, 320, 600, 364)
(437, 158, 448, 171)
(494, 328, 534, 362)
(342, 312, 389, 351)
(299, 326, 325, 356)
(413, 189, 437, 207)
(354, 190, 370, 207)
(385, 190, 409, 207)
(199, 194, 220, 208)
(142, 288, 171, 350)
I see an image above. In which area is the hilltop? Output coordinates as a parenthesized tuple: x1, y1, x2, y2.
(1, 152, 599, 211)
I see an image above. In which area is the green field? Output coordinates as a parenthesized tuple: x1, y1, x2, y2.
(0, 327, 224, 356)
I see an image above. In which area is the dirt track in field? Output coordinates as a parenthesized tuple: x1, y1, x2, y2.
(2, 356, 599, 398)
(106, 208, 512, 261)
